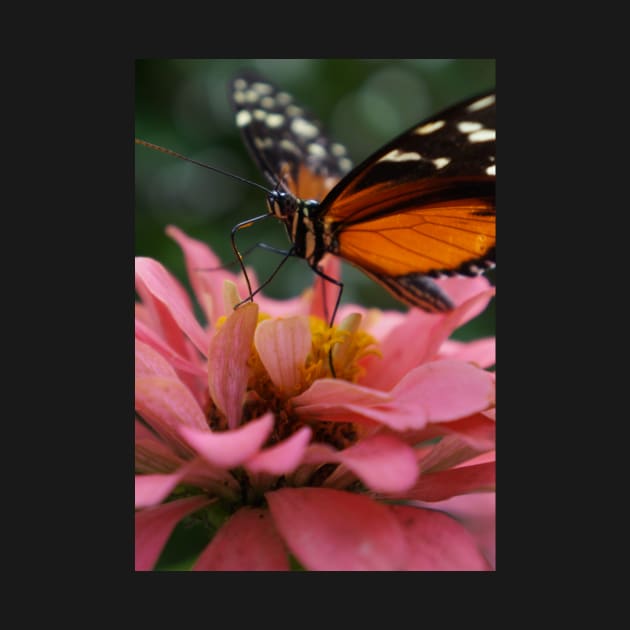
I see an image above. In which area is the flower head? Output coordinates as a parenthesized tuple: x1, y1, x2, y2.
(135, 226, 496, 571)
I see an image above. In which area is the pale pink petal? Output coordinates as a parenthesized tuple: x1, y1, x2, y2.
(413, 493, 496, 568)
(254, 292, 312, 318)
(135, 495, 212, 571)
(391, 360, 495, 425)
(135, 318, 207, 377)
(403, 461, 495, 502)
(135, 421, 185, 474)
(389, 504, 491, 570)
(437, 337, 496, 368)
(136, 376, 208, 457)
(360, 286, 495, 391)
(254, 317, 311, 393)
(359, 309, 444, 390)
(303, 434, 418, 494)
(135, 472, 185, 508)
(418, 433, 493, 473)
(135, 257, 210, 357)
(292, 378, 391, 409)
(310, 254, 341, 322)
(435, 275, 493, 310)
(266, 487, 407, 571)
(178, 413, 274, 468)
(207, 302, 258, 429)
(193, 507, 289, 571)
(166, 225, 246, 325)
(245, 426, 312, 474)
(136, 375, 208, 431)
(135, 339, 180, 379)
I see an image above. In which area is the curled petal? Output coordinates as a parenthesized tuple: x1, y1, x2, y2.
(266, 487, 407, 571)
(135, 319, 206, 377)
(135, 495, 212, 571)
(391, 360, 495, 426)
(135, 257, 209, 357)
(193, 507, 289, 571)
(245, 426, 312, 474)
(437, 337, 496, 368)
(254, 316, 311, 393)
(208, 302, 258, 429)
(135, 339, 179, 379)
(135, 472, 185, 509)
(303, 435, 418, 494)
(179, 412, 274, 468)
(389, 504, 491, 570)
(404, 461, 496, 502)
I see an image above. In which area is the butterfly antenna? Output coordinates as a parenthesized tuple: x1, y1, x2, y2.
(135, 138, 273, 195)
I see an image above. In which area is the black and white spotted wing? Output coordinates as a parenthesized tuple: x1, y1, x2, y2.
(230, 73, 353, 202)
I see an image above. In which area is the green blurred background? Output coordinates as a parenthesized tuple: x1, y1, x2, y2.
(135, 59, 495, 340)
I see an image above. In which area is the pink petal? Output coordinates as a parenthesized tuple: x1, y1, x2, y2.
(135, 339, 179, 379)
(292, 378, 391, 409)
(135, 375, 208, 431)
(135, 472, 185, 508)
(254, 316, 311, 393)
(435, 275, 493, 310)
(135, 495, 212, 571)
(404, 461, 495, 502)
(310, 254, 341, 322)
(304, 434, 418, 494)
(389, 504, 491, 570)
(178, 412, 274, 468)
(360, 285, 495, 391)
(166, 225, 244, 325)
(418, 435, 486, 473)
(437, 337, 496, 368)
(135, 318, 207, 377)
(246, 426, 312, 474)
(413, 493, 496, 569)
(266, 487, 407, 570)
(135, 257, 210, 357)
(193, 507, 289, 571)
(207, 302, 258, 429)
(390, 360, 495, 426)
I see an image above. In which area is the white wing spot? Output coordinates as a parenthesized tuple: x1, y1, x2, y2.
(308, 143, 327, 157)
(378, 149, 422, 162)
(486, 164, 496, 176)
(331, 143, 347, 156)
(236, 110, 252, 127)
(276, 92, 292, 106)
(254, 137, 274, 150)
(286, 104, 304, 117)
(232, 91, 245, 104)
(339, 157, 353, 172)
(266, 113, 285, 128)
(467, 94, 495, 112)
(244, 89, 259, 104)
(280, 139, 301, 155)
(433, 157, 451, 169)
(252, 82, 273, 95)
(415, 120, 445, 135)
(260, 96, 275, 109)
(253, 109, 266, 121)
(469, 129, 495, 143)
(291, 117, 319, 139)
(233, 79, 247, 90)
(458, 121, 482, 133)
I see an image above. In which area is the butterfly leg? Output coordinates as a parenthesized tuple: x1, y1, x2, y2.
(233, 246, 297, 309)
(230, 213, 272, 302)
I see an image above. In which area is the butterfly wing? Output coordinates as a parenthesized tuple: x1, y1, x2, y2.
(229, 72, 353, 201)
(321, 92, 495, 312)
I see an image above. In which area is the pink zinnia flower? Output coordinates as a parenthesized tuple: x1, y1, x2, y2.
(135, 226, 496, 571)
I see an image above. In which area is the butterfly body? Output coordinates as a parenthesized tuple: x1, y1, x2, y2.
(231, 73, 495, 313)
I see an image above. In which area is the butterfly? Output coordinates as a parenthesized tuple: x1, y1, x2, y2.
(229, 72, 495, 319)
